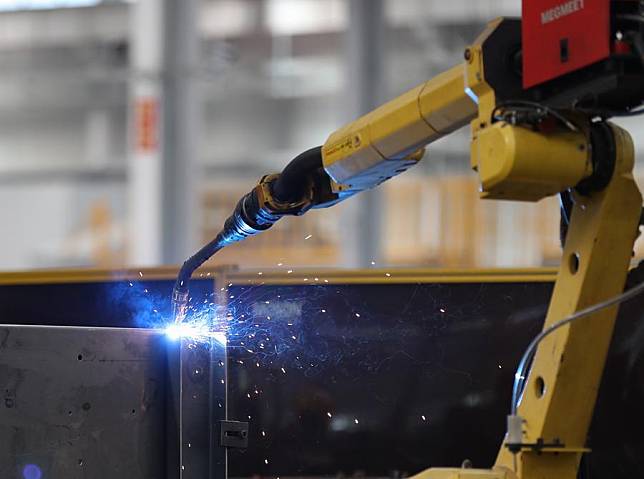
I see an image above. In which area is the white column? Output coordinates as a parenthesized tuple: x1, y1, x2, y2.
(128, 0, 201, 266)
(127, 0, 164, 265)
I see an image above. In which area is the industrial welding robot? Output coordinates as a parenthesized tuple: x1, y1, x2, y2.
(172, 1, 644, 478)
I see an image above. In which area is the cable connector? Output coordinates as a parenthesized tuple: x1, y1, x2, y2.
(505, 414, 524, 454)
(256, 174, 314, 217)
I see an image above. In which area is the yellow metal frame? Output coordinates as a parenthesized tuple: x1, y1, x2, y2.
(0, 266, 232, 285)
(0, 266, 556, 286)
(407, 19, 643, 479)
(224, 267, 556, 286)
(493, 124, 642, 478)
(412, 125, 641, 479)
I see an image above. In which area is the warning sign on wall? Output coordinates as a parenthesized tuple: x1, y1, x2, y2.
(135, 98, 159, 153)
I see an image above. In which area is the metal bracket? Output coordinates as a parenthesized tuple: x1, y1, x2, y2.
(220, 420, 249, 449)
(506, 437, 591, 455)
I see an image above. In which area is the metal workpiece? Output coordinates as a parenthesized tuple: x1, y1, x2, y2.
(0, 325, 227, 479)
(167, 334, 227, 478)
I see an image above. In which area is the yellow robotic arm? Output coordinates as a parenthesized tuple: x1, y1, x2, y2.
(320, 19, 593, 204)
(321, 65, 476, 193)
(174, 16, 644, 479)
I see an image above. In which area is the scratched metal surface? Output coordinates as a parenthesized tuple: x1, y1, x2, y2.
(0, 325, 227, 479)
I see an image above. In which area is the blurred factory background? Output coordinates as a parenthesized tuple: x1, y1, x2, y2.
(1, 0, 643, 271)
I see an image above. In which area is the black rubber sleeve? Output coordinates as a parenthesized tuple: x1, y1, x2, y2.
(271, 146, 323, 203)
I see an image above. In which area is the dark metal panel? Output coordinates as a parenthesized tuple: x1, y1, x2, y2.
(166, 336, 227, 478)
(0, 325, 227, 479)
(223, 279, 644, 479)
(225, 281, 553, 477)
(0, 326, 167, 478)
(0, 278, 214, 328)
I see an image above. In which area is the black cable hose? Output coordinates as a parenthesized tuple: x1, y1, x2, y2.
(172, 191, 272, 309)
(175, 233, 226, 291)
(171, 232, 226, 322)
(271, 146, 323, 203)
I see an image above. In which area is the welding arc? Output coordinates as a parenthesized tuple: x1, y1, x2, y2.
(511, 278, 644, 415)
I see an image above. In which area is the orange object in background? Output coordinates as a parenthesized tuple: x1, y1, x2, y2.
(135, 98, 159, 153)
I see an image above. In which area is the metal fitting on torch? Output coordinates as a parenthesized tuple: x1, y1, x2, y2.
(219, 173, 316, 245)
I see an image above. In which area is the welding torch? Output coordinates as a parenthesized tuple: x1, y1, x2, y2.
(172, 64, 476, 322)
(172, 146, 344, 322)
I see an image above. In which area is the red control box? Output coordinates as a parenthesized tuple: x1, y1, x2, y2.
(522, 0, 611, 88)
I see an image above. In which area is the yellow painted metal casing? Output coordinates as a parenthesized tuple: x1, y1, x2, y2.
(411, 467, 514, 479)
(322, 65, 477, 191)
(475, 123, 591, 201)
(465, 18, 502, 173)
(494, 124, 642, 479)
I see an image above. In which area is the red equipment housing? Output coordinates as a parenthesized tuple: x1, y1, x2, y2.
(522, 0, 611, 88)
